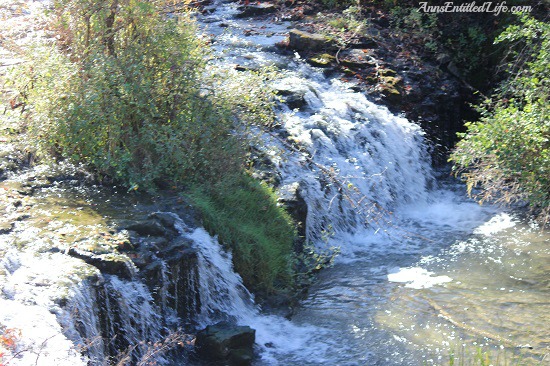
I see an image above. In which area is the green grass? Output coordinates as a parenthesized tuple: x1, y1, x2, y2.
(188, 174, 296, 295)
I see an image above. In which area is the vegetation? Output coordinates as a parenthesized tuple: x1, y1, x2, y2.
(445, 344, 538, 366)
(189, 174, 296, 293)
(318, 0, 358, 9)
(8, 0, 273, 190)
(450, 15, 550, 224)
(7, 0, 298, 293)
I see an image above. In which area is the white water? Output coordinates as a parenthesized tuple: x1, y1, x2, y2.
(171, 215, 332, 364)
(193, 1, 549, 365)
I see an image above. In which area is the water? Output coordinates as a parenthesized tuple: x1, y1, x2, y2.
(0, 1, 548, 365)
(194, 1, 550, 364)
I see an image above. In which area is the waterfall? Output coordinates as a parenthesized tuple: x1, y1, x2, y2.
(261, 76, 434, 245)
(170, 215, 333, 365)
(64, 275, 163, 364)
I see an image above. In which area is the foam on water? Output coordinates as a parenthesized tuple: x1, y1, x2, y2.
(387, 267, 452, 289)
(473, 212, 517, 236)
(0, 299, 86, 366)
(170, 215, 331, 364)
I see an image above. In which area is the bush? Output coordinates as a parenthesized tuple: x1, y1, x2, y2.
(9, 0, 273, 189)
(189, 174, 296, 294)
(7, 0, 299, 293)
(450, 15, 550, 223)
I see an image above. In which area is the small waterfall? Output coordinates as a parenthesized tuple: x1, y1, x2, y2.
(266, 76, 434, 243)
(198, 0, 434, 242)
(65, 275, 163, 364)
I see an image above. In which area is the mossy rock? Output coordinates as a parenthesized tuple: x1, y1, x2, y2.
(307, 53, 335, 68)
(380, 75, 403, 87)
(379, 68, 397, 77)
(288, 29, 336, 52)
(341, 67, 355, 76)
(339, 49, 377, 69)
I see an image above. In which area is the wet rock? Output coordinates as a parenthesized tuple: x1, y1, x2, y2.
(0, 221, 14, 234)
(148, 212, 177, 230)
(248, 146, 282, 186)
(277, 182, 307, 239)
(288, 29, 336, 52)
(125, 219, 167, 237)
(274, 86, 307, 110)
(67, 248, 136, 280)
(195, 321, 256, 365)
(235, 3, 277, 18)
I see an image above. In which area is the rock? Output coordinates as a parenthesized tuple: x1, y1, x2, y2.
(229, 348, 254, 366)
(307, 53, 335, 68)
(195, 321, 256, 365)
(277, 182, 307, 239)
(274, 84, 307, 110)
(338, 49, 377, 69)
(125, 220, 167, 237)
(446, 61, 462, 78)
(148, 212, 177, 230)
(379, 68, 397, 77)
(347, 36, 377, 49)
(67, 248, 136, 280)
(0, 221, 14, 234)
(379, 75, 403, 103)
(437, 53, 452, 65)
(235, 3, 277, 18)
(288, 29, 336, 52)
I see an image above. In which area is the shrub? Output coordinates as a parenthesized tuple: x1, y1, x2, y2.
(7, 0, 298, 293)
(450, 15, 550, 223)
(9, 0, 270, 189)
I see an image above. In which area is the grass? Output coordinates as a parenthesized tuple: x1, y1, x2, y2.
(187, 173, 296, 295)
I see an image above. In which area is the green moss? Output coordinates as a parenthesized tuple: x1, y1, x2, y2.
(187, 174, 296, 294)
(307, 53, 335, 68)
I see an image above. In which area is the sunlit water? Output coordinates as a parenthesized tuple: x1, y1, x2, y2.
(1, 1, 548, 365)
(196, 1, 550, 364)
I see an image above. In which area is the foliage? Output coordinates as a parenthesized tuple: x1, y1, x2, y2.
(8, 0, 275, 189)
(188, 174, 296, 294)
(450, 15, 550, 223)
(0, 326, 20, 366)
(317, 0, 358, 9)
(6, 0, 299, 295)
(389, 6, 440, 53)
(324, 5, 368, 34)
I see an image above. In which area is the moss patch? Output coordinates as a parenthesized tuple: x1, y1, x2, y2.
(188, 174, 296, 295)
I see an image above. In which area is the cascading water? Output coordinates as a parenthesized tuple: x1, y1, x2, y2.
(170, 214, 333, 364)
(1, 1, 548, 365)
(191, 1, 549, 364)
(270, 76, 433, 241)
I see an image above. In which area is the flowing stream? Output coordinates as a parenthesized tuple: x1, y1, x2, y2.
(0, 1, 548, 365)
(194, 1, 549, 364)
